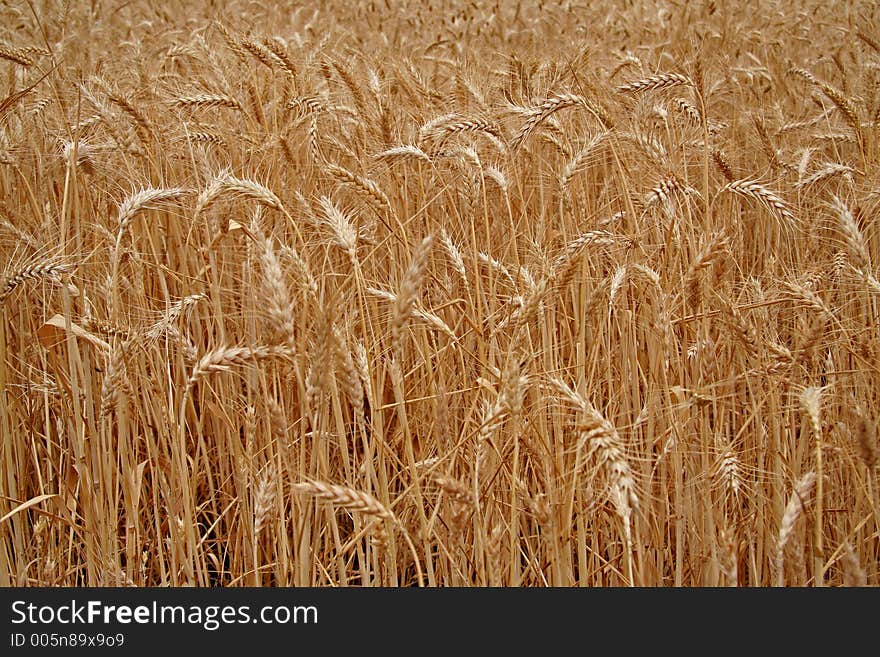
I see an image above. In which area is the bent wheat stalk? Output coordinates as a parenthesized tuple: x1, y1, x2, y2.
(293, 481, 425, 586)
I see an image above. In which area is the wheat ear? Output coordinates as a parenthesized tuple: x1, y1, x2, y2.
(391, 235, 435, 357)
(1, 261, 72, 304)
(775, 472, 817, 586)
(719, 178, 797, 228)
(511, 93, 587, 149)
(617, 72, 692, 93)
(185, 345, 294, 396)
(292, 480, 426, 586)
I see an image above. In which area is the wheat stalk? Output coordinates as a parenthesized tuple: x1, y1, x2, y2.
(185, 345, 294, 395)
(254, 464, 278, 536)
(1, 261, 72, 304)
(324, 163, 397, 228)
(829, 195, 870, 272)
(293, 480, 394, 520)
(797, 163, 855, 188)
(252, 219, 297, 348)
(0, 46, 34, 67)
(174, 94, 243, 110)
(720, 178, 797, 227)
(552, 378, 638, 576)
(115, 187, 187, 233)
(775, 472, 817, 586)
(317, 195, 359, 262)
(433, 474, 476, 507)
(419, 114, 503, 148)
(263, 38, 297, 80)
(374, 144, 432, 164)
(841, 541, 867, 587)
(845, 404, 878, 468)
(332, 326, 366, 428)
(617, 72, 692, 93)
(439, 228, 468, 286)
(511, 93, 587, 148)
(219, 174, 285, 212)
(391, 235, 435, 356)
(559, 131, 608, 192)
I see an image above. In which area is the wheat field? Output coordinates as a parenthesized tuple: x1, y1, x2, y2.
(1, 0, 878, 587)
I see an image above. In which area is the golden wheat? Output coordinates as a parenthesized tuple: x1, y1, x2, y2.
(1, 0, 878, 589)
